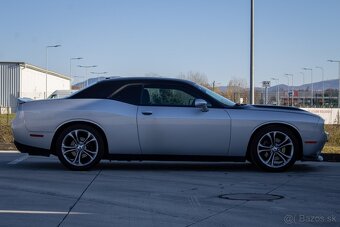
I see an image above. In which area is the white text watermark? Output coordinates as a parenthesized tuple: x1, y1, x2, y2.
(284, 214, 336, 224)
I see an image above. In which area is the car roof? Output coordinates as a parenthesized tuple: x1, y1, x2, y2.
(98, 76, 195, 85)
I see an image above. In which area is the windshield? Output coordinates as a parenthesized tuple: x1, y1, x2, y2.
(196, 84, 235, 106)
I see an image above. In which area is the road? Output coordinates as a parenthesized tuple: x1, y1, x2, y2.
(0, 151, 339, 227)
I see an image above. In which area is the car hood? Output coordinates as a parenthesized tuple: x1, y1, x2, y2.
(250, 104, 306, 112)
(234, 104, 317, 116)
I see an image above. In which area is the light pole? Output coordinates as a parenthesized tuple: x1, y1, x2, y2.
(300, 72, 305, 107)
(315, 66, 324, 107)
(45, 44, 61, 98)
(78, 65, 97, 87)
(70, 57, 83, 80)
(327, 60, 340, 108)
(303, 68, 313, 106)
(271, 77, 280, 105)
(90, 72, 108, 83)
(250, 0, 255, 104)
(285, 74, 294, 106)
(284, 75, 290, 106)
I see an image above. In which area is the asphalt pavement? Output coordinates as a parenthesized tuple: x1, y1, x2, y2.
(0, 151, 339, 227)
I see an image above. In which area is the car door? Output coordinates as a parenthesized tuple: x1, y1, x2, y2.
(137, 83, 231, 156)
(107, 84, 143, 154)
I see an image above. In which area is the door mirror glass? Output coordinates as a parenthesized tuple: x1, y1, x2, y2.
(194, 99, 209, 112)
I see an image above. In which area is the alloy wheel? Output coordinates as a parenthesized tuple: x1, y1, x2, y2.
(61, 129, 99, 167)
(257, 131, 294, 169)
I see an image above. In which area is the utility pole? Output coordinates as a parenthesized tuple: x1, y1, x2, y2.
(315, 66, 325, 107)
(303, 68, 313, 106)
(271, 77, 280, 105)
(70, 57, 83, 79)
(327, 60, 340, 108)
(249, 0, 255, 104)
(300, 72, 305, 107)
(285, 74, 294, 106)
(45, 44, 61, 98)
(78, 65, 97, 87)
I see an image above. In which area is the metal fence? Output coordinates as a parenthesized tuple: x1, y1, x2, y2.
(260, 91, 339, 108)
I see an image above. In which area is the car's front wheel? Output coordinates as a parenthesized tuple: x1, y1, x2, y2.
(250, 126, 298, 172)
(56, 124, 104, 170)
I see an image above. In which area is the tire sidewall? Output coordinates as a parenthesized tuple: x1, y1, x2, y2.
(250, 126, 298, 172)
(56, 124, 104, 170)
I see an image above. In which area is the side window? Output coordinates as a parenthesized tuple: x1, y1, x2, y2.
(142, 86, 196, 107)
(70, 81, 122, 99)
(111, 85, 142, 105)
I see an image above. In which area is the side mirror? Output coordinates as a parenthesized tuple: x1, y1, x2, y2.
(194, 99, 209, 112)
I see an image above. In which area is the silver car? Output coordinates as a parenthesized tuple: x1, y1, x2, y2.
(12, 77, 328, 171)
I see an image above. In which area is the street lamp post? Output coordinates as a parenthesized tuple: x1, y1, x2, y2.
(285, 74, 294, 106)
(78, 65, 97, 87)
(300, 72, 305, 107)
(90, 72, 108, 83)
(45, 44, 61, 98)
(283, 75, 290, 106)
(303, 68, 313, 106)
(70, 57, 83, 80)
(271, 77, 280, 105)
(327, 60, 340, 108)
(315, 66, 325, 107)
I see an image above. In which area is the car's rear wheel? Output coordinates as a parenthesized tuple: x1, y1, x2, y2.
(250, 126, 298, 172)
(56, 124, 104, 170)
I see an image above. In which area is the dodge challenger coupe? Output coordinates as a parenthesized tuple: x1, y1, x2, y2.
(12, 77, 328, 171)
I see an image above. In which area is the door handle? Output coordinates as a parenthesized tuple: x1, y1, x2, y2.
(142, 111, 153, 115)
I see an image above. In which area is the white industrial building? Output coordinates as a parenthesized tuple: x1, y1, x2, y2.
(0, 62, 71, 113)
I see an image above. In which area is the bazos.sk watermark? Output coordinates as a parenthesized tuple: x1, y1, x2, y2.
(284, 214, 336, 224)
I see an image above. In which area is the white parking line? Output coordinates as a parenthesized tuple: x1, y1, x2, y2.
(0, 150, 20, 153)
(0, 210, 88, 215)
(8, 154, 29, 165)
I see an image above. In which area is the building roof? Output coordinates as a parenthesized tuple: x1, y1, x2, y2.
(0, 62, 71, 81)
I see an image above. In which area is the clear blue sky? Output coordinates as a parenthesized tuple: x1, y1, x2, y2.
(1, 0, 340, 86)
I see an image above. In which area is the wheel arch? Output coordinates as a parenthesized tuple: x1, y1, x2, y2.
(51, 120, 109, 157)
(246, 123, 303, 161)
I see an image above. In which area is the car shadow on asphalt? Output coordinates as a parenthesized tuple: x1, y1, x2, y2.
(97, 161, 323, 173)
(10, 159, 325, 173)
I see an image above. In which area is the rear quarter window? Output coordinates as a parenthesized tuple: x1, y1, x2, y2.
(70, 81, 121, 99)
(110, 85, 142, 105)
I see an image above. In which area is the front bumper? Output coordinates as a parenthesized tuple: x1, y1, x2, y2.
(302, 154, 324, 162)
(302, 131, 329, 162)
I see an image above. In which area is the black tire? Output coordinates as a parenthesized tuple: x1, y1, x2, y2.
(249, 125, 298, 172)
(55, 124, 104, 170)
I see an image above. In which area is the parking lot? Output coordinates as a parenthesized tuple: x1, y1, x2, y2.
(0, 151, 339, 227)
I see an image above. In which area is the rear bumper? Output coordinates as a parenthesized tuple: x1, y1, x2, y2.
(14, 141, 52, 157)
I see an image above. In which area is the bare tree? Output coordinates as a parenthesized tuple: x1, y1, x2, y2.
(178, 71, 210, 88)
(222, 78, 248, 103)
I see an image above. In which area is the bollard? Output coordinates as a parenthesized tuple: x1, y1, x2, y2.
(7, 107, 10, 125)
